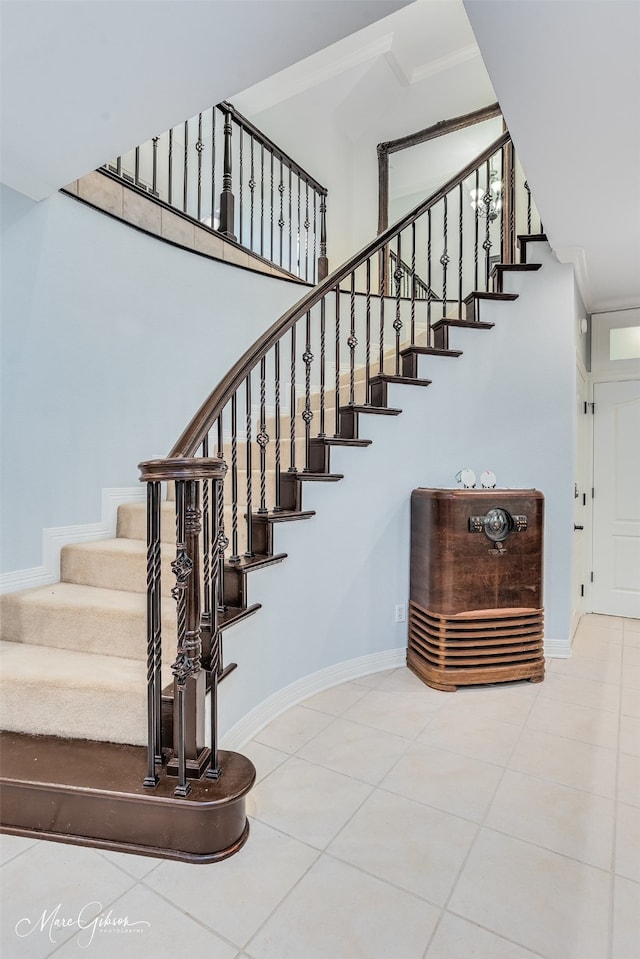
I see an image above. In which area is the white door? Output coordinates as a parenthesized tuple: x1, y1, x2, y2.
(592, 379, 640, 617)
(572, 364, 589, 626)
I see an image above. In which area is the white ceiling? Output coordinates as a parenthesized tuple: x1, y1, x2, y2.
(0, 0, 410, 200)
(464, 0, 640, 313)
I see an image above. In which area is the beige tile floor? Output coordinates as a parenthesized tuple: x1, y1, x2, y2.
(1, 614, 638, 958)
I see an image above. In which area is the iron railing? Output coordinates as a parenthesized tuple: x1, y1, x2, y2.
(139, 131, 542, 797)
(104, 101, 328, 283)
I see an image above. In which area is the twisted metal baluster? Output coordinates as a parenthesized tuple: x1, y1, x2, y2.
(427, 209, 433, 346)
(270, 152, 274, 264)
(289, 325, 297, 472)
(151, 137, 158, 197)
(168, 127, 173, 206)
(238, 126, 244, 246)
(304, 181, 310, 282)
(379, 264, 386, 374)
(288, 166, 293, 274)
(334, 287, 341, 436)
(458, 182, 464, 317)
(215, 415, 228, 616)
(525, 180, 532, 237)
(509, 141, 516, 263)
(274, 341, 282, 509)
(303, 312, 314, 470)
(410, 222, 416, 344)
(143, 479, 161, 787)
(319, 298, 326, 435)
(183, 120, 189, 215)
(393, 234, 403, 375)
(441, 196, 449, 318)
(313, 189, 318, 284)
(207, 467, 222, 780)
(278, 159, 285, 270)
(201, 437, 212, 659)
(365, 258, 372, 403)
(348, 271, 357, 404)
(474, 168, 480, 290)
(230, 392, 239, 562)
(245, 374, 254, 556)
(484, 160, 492, 292)
(171, 480, 192, 798)
(249, 135, 255, 253)
(257, 357, 269, 513)
(196, 112, 203, 222)
(260, 143, 265, 257)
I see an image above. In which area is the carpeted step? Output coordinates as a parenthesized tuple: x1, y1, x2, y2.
(61, 537, 170, 595)
(0, 641, 153, 746)
(0, 581, 176, 661)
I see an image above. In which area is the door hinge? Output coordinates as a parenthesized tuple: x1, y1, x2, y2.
(580, 584, 584, 597)
(592, 487, 595, 499)
(582, 493, 587, 506)
(590, 571, 594, 582)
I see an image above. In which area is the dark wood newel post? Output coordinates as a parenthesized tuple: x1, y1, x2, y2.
(318, 193, 328, 281)
(219, 109, 237, 240)
(138, 457, 227, 796)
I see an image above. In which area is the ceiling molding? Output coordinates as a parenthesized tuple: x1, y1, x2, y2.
(553, 245, 593, 313)
(408, 42, 480, 85)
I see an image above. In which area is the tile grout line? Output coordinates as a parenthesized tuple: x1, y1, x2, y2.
(607, 620, 627, 959)
(420, 671, 545, 959)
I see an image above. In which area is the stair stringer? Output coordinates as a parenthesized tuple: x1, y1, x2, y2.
(216, 241, 578, 746)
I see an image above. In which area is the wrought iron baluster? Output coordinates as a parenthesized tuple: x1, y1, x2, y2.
(365, 258, 372, 403)
(201, 437, 211, 654)
(427, 209, 433, 345)
(484, 160, 492, 291)
(441, 196, 449, 318)
(270, 152, 274, 264)
(379, 268, 385, 374)
(289, 325, 297, 472)
(288, 166, 293, 273)
(171, 480, 191, 797)
(239, 126, 244, 246)
(143, 479, 161, 787)
(230, 392, 239, 562)
(349, 271, 357, 404)
(410, 222, 416, 344)
(304, 181, 310, 282)
(257, 357, 268, 513)
(334, 287, 341, 436)
(394, 234, 403, 374)
(245, 374, 253, 557)
(458, 182, 464, 318)
(183, 120, 189, 215)
(297, 176, 302, 277)
(278, 159, 285, 269)
(274, 341, 282, 509)
(249, 134, 255, 252)
(525, 180, 532, 236)
(207, 465, 223, 780)
(508, 141, 516, 263)
(260, 143, 265, 257)
(196, 113, 203, 222)
(215, 415, 227, 616)
(303, 312, 314, 470)
(319, 297, 326, 435)
(152, 137, 158, 197)
(134, 146, 140, 188)
(168, 127, 174, 206)
(313, 189, 318, 283)
(474, 168, 480, 290)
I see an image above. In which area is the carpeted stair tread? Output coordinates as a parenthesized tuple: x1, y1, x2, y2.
(0, 641, 153, 745)
(0, 582, 176, 661)
(61, 537, 173, 594)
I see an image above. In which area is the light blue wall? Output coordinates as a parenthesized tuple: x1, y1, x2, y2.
(0, 186, 305, 573)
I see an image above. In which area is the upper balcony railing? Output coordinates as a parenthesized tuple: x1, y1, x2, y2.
(103, 101, 329, 283)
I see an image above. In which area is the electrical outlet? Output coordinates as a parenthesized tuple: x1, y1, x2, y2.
(395, 604, 406, 623)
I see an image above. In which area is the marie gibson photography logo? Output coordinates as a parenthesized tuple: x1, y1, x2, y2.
(15, 901, 151, 949)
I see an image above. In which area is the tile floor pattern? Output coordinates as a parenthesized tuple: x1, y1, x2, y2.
(1, 614, 639, 958)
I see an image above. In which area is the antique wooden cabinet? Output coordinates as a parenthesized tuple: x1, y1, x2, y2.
(408, 488, 545, 691)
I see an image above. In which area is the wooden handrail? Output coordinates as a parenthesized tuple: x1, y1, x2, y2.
(169, 131, 511, 458)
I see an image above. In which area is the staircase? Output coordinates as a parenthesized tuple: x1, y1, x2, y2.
(0, 131, 546, 861)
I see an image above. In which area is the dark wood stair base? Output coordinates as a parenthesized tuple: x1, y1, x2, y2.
(400, 346, 462, 378)
(369, 374, 432, 408)
(338, 405, 402, 440)
(464, 291, 519, 323)
(307, 436, 371, 474)
(518, 233, 547, 263)
(278, 470, 343, 512)
(431, 318, 493, 350)
(491, 262, 542, 292)
(0, 731, 255, 864)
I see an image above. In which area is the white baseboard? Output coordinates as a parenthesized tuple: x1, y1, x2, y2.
(219, 646, 406, 750)
(544, 636, 572, 659)
(0, 487, 146, 594)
